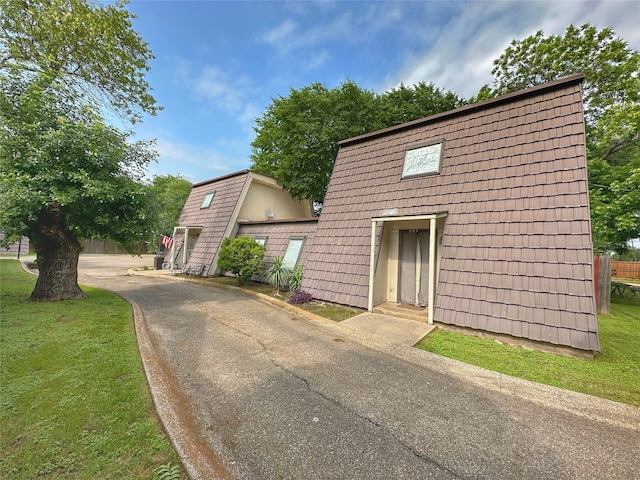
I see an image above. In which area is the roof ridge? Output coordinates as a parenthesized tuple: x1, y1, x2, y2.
(339, 73, 585, 147)
(192, 169, 278, 188)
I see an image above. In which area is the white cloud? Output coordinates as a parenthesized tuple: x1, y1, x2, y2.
(259, 14, 348, 54)
(171, 59, 257, 130)
(539, 0, 640, 46)
(239, 102, 261, 131)
(258, 3, 409, 55)
(381, 0, 640, 99)
(303, 50, 331, 71)
(262, 19, 299, 46)
(193, 66, 252, 113)
(148, 139, 248, 182)
(381, 1, 537, 97)
(171, 57, 193, 82)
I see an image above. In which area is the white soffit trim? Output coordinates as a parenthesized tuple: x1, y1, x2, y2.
(371, 212, 448, 223)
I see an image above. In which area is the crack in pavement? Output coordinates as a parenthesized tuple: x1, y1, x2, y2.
(204, 309, 465, 479)
(267, 353, 466, 480)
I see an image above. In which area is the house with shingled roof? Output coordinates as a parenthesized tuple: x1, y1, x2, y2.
(172, 74, 598, 353)
(300, 74, 598, 352)
(169, 170, 314, 276)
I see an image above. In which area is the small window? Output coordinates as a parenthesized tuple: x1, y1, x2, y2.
(200, 191, 215, 209)
(402, 142, 443, 178)
(282, 238, 305, 269)
(254, 237, 267, 246)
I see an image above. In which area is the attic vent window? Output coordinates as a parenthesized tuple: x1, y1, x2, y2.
(200, 191, 215, 209)
(402, 141, 443, 178)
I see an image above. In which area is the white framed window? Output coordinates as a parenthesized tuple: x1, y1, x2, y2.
(282, 238, 305, 269)
(200, 191, 215, 209)
(254, 237, 267, 246)
(402, 141, 443, 178)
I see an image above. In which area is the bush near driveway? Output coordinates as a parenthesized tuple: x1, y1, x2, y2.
(217, 237, 266, 285)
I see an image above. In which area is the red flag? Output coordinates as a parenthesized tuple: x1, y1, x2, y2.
(161, 235, 173, 249)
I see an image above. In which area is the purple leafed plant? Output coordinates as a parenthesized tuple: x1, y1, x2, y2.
(287, 288, 312, 305)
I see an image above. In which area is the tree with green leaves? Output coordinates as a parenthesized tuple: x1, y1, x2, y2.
(377, 82, 464, 127)
(148, 175, 192, 252)
(0, 0, 159, 123)
(251, 81, 378, 204)
(0, 0, 160, 301)
(479, 24, 640, 253)
(251, 80, 463, 205)
(0, 79, 157, 300)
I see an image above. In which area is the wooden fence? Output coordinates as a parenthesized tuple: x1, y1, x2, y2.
(612, 261, 640, 279)
(594, 255, 612, 314)
(81, 238, 148, 255)
(0, 235, 29, 256)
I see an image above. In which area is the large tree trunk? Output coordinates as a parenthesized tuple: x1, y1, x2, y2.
(29, 203, 86, 302)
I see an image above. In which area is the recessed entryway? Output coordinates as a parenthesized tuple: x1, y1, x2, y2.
(368, 212, 446, 325)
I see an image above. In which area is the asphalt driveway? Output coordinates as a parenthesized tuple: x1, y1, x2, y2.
(76, 254, 640, 480)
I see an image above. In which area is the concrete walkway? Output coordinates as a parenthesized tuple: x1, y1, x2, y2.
(342, 313, 435, 346)
(126, 265, 436, 347)
(62, 255, 640, 479)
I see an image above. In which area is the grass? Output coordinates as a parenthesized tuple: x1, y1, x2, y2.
(295, 300, 365, 321)
(416, 294, 640, 407)
(0, 259, 184, 479)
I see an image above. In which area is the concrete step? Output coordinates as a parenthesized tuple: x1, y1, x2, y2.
(373, 302, 428, 323)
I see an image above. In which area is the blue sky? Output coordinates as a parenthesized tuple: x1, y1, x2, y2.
(124, 0, 640, 184)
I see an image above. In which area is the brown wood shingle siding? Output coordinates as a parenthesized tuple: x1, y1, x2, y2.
(237, 219, 318, 267)
(176, 172, 248, 274)
(302, 76, 599, 351)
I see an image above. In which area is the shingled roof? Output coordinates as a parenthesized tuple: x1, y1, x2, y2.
(175, 170, 249, 275)
(174, 170, 314, 276)
(301, 74, 599, 351)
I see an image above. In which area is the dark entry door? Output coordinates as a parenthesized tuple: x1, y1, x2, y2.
(398, 230, 430, 306)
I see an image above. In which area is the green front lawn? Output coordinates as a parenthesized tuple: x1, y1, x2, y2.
(416, 296, 640, 407)
(0, 259, 183, 479)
